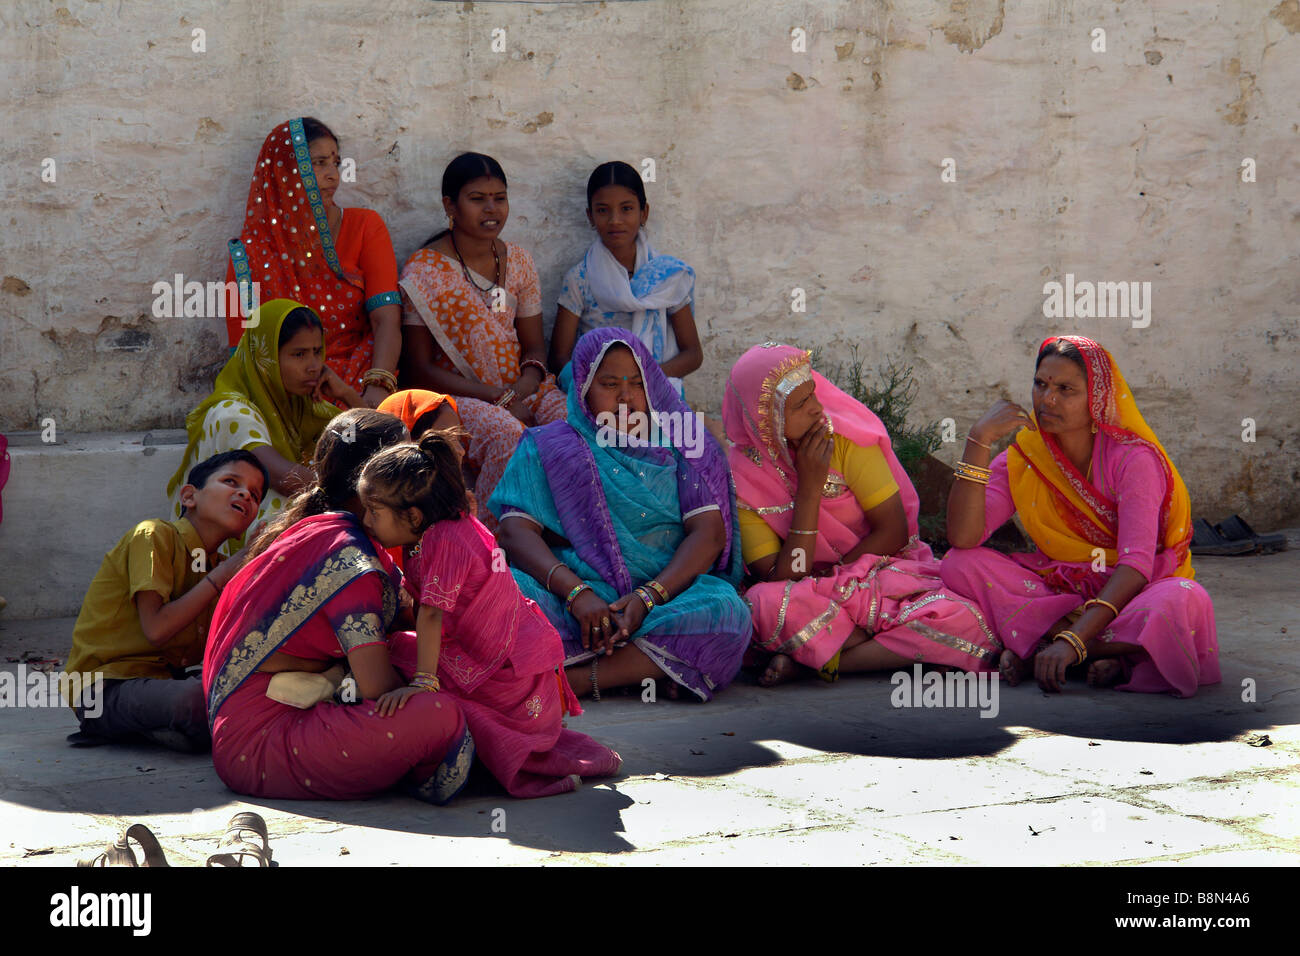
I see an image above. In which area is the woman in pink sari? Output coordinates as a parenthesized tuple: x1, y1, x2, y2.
(357, 433, 621, 798)
(723, 344, 1000, 685)
(941, 335, 1218, 696)
(203, 410, 474, 804)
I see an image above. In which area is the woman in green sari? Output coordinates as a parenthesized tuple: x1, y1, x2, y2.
(167, 299, 360, 553)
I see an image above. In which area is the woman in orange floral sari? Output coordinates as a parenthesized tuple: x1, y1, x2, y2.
(398, 153, 566, 526)
(223, 117, 402, 408)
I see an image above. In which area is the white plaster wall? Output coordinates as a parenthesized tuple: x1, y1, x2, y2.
(1, 0, 1297, 527)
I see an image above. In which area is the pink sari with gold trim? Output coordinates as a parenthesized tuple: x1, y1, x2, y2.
(723, 344, 1000, 672)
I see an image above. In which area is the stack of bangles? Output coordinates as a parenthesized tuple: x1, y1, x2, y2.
(634, 580, 670, 613)
(361, 368, 398, 394)
(565, 582, 591, 612)
(954, 459, 992, 485)
(410, 670, 441, 693)
(494, 387, 517, 408)
(1054, 629, 1087, 664)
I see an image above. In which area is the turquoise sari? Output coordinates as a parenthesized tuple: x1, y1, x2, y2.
(488, 328, 751, 700)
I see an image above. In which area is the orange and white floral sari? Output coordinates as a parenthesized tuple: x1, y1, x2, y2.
(398, 243, 565, 526)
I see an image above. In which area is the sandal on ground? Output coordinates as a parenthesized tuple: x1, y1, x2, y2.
(206, 812, 273, 867)
(410, 727, 476, 806)
(1190, 517, 1255, 556)
(78, 823, 171, 867)
(1214, 514, 1288, 555)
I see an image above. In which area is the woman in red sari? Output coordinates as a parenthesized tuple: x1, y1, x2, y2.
(223, 117, 402, 407)
(203, 409, 474, 804)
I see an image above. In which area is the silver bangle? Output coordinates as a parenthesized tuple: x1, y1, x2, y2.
(544, 561, 564, 592)
(788, 528, 818, 535)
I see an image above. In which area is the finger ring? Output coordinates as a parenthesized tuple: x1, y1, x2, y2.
(602, 616, 610, 628)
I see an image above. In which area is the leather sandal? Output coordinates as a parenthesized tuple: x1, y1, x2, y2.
(1215, 514, 1288, 555)
(1190, 517, 1255, 556)
(206, 811, 273, 867)
(77, 823, 171, 867)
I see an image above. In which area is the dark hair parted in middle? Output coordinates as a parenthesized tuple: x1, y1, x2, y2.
(277, 305, 324, 348)
(300, 116, 338, 147)
(358, 429, 472, 533)
(1036, 337, 1088, 376)
(422, 152, 508, 247)
(441, 152, 507, 200)
(586, 160, 647, 210)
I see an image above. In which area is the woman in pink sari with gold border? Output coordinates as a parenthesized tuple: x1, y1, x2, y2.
(941, 335, 1218, 696)
(723, 344, 1000, 685)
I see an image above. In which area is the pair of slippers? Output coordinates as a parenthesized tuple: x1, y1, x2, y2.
(77, 812, 272, 867)
(1190, 515, 1288, 556)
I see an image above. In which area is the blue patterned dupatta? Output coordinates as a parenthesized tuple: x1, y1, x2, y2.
(489, 327, 751, 700)
(203, 511, 401, 726)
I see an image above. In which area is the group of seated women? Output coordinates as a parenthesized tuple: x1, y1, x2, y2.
(163, 116, 1220, 805)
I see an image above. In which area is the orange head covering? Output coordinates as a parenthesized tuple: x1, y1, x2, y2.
(376, 389, 458, 436)
(1007, 335, 1194, 578)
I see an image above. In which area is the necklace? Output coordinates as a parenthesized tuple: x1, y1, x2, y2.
(449, 231, 501, 304)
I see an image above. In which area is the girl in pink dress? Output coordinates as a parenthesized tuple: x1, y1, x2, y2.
(941, 335, 1219, 696)
(357, 431, 622, 798)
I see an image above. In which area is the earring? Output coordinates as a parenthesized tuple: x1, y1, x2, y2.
(449, 215, 455, 230)
(1090, 422, 1097, 434)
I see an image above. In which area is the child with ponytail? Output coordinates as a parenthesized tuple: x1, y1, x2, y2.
(357, 431, 621, 798)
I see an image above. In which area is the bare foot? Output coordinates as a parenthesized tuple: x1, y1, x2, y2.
(759, 653, 799, 688)
(1087, 658, 1123, 688)
(999, 648, 1028, 687)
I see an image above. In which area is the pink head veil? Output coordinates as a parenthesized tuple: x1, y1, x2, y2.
(721, 343, 923, 564)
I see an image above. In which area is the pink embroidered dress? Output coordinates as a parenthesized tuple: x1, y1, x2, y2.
(723, 344, 1001, 673)
(940, 336, 1219, 696)
(392, 513, 622, 798)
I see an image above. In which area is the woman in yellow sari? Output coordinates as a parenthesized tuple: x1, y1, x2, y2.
(942, 335, 1218, 696)
(398, 153, 566, 526)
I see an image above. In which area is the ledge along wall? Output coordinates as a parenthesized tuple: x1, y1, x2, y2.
(2, 0, 1298, 618)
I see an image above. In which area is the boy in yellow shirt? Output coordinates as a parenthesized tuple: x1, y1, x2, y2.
(64, 450, 267, 752)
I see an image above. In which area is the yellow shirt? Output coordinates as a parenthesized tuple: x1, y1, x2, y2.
(65, 517, 217, 685)
(739, 435, 900, 565)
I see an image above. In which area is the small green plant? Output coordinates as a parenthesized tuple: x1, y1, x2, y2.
(816, 345, 946, 542)
(819, 345, 941, 473)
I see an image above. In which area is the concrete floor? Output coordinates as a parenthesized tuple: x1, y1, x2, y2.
(1, 538, 1297, 867)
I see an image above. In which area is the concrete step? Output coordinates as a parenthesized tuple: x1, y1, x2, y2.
(0, 431, 186, 621)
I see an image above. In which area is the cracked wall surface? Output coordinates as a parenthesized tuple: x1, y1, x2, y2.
(1, 0, 1297, 523)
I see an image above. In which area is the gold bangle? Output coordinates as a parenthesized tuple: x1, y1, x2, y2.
(1084, 598, 1120, 619)
(1055, 629, 1087, 664)
(646, 580, 670, 603)
(966, 434, 993, 451)
(956, 460, 992, 475)
(361, 369, 398, 393)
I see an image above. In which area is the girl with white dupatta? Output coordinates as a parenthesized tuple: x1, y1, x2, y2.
(549, 161, 703, 397)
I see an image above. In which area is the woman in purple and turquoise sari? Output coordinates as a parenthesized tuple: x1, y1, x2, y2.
(491, 327, 751, 702)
